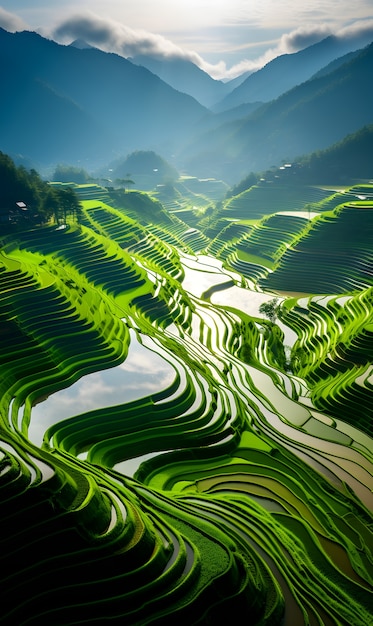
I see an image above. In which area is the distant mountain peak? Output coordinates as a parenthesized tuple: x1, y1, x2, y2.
(69, 39, 96, 50)
(130, 53, 231, 108)
(0, 28, 208, 170)
(214, 32, 373, 112)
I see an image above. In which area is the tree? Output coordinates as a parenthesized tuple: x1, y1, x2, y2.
(54, 187, 82, 224)
(114, 177, 135, 192)
(226, 172, 257, 199)
(111, 151, 179, 184)
(259, 298, 280, 324)
(43, 189, 60, 225)
(41, 187, 82, 226)
(0, 151, 53, 229)
(52, 164, 90, 184)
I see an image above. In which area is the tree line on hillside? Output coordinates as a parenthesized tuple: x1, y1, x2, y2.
(225, 124, 373, 198)
(295, 124, 373, 183)
(51, 151, 179, 190)
(52, 164, 92, 185)
(0, 152, 82, 232)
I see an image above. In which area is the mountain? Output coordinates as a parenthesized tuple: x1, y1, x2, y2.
(309, 48, 363, 80)
(69, 38, 96, 50)
(0, 49, 104, 166)
(104, 150, 180, 190)
(179, 43, 373, 183)
(2, 27, 372, 184)
(294, 124, 373, 183)
(0, 28, 209, 169)
(227, 124, 373, 195)
(130, 54, 232, 108)
(214, 33, 373, 112)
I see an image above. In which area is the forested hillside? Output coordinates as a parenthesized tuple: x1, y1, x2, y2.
(0, 152, 81, 230)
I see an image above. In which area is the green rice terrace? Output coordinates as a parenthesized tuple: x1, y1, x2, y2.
(0, 179, 372, 625)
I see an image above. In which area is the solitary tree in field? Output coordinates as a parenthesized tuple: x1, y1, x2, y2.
(259, 298, 280, 323)
(115, 175, 135, 192)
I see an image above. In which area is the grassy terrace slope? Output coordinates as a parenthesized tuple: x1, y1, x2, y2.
(0, 184, 372, 625)
(261, 203, 373, 293)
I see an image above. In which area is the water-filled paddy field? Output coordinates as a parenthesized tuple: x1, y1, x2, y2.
(0, 189, 372, 625)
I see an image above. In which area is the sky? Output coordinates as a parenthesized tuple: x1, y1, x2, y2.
(0, 1, 373, 79)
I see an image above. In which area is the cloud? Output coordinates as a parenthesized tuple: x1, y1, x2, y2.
(337, 18, 373, 41)
(278, 25, 333, 53)
(201, 53, 275, 80)
(119, 348, 173, 376)
(0, 7, 28, 32)
(228, 25, 335, 77)
(53, 12, 202, 62)
(52, 11, 255, 80)
(50, 12, 373, 81)
(279, 20, 373, 53)
(214, 20, 373, 79)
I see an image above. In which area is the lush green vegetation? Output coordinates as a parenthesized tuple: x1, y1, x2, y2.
(108, 150, 179, 185)
(0, 176, 372, 625)
(295, 124, 373, 183)
(0, 152, 82, 231)
(225, 125, 373, 199)
(52, 163, 92, 184)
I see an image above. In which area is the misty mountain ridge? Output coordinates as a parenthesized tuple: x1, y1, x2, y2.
(178, 42, 373, 182)
(0, 28, 209, 169)
(130, 54, 233, 108)
(295, 124, 373, 183)
(0, 27, 372, 184)
(67, 31, 370, 112)
(309, 48, 363, 80)
(69, 38, 96, 50)
(214, 32, 373, 112)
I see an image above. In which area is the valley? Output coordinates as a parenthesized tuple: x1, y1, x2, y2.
(0, 18, 372, 625)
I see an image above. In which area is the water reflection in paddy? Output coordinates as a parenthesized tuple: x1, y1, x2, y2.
(180, 254, 240, 299)
(28, 329, 175, 447)
(211, 285, 298, 346)
(212, 284, 274, 320)
(181, 254, 298, 345)
(181, 254, 270, 309)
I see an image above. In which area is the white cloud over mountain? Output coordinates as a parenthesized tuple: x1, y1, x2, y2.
(1, 6, 373, 80)
(0, 7, 28, 32)
(52, 13, 373, 79)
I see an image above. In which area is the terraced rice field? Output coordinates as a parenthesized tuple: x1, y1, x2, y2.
(0, 184, 372, 625)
